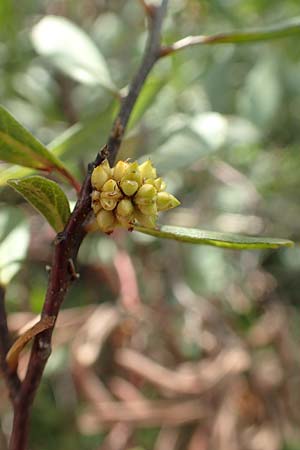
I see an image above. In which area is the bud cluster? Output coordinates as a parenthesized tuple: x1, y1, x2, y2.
(91, 159, 180, 233)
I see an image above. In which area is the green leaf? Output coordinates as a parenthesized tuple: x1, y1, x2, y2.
(48, 102, 118, 159)
(128, 76, 168, 130)
(141, 128, 216, 173)
(237, 59, 281, 128)
(0, 223, 30, 285)
(142, 112, 260, 173)
(141, 114, 227, 173)
(8, 176, 71, 232)
(0, 105, 65, 170)
(0, 101, 118, 187)
(178, 16, 300, 48)
(135, 225, 293, 250)
(31, 15, 117, 93)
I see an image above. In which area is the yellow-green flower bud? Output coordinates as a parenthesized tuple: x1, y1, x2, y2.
(134, 184, 157, 205)
(139, 160, 157, 180)
(96, 209, 115, 233)
(121, 162, 142, 185)
(116, 198, 134, 217)
(101, 179, 122, 199)
(113, 160, 129, 182)
(91, 191, 101, 214)
(154, 177, 166, 192)
(116, 214, 133, 229)
(157, 191, 180, 211)
(120, 179, 139, 196)
(134, 211, 157, 228)
(91, 165, 110, 190)
(137, 203, 157, 216)
(90, 158, 180, 234)
(100, 198, 118, 211)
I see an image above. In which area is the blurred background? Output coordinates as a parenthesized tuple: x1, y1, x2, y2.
(1, 1, 300, 449)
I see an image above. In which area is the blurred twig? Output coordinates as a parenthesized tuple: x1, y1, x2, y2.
(113, 248, 141, 313)
(160, 16, 300, 57)
(115, 347, 250, 395)
(138, 0, 156, 19)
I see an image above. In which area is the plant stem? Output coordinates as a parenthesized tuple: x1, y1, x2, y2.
(160, 16, 300, 56)
(106, 0, 168, 165)
(56, 166, 81, 195)
(7, 2, 169, 449)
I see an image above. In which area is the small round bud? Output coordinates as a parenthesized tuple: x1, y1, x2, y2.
(102, 179, 120, 195)
(102, 178, 117, 191)
(116, 199, 134, 217)
(120, 179, 139, 196)
(100, 198, 118, 211)
(157, 192, 180, 211)
(91, 191, 101, 214)
(121, 162, 142, 186)
(91, 165, 110, 190)
(134, 211, 157, 228)
(139, 160, 157, 180)
(116, 214, 132, 229)
(154, 177, 166, 191)
(137, 203, 157, 216)
(113, 160, 129, 182)
(96, 209, 115, 233)
(134, 184, 157, 204)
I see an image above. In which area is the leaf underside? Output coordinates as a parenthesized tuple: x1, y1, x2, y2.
(135, 224, 293, 250)
(31, 15, 116, 92)
(8, 176, 71, 232)
(0, 105, 65, 171)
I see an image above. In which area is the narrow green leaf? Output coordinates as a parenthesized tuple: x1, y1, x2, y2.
(141, 112, 260, 173)
(173, 17, 300, 50)
(0, 105, 65, 170)
(141, 113, 227, 173)
(135, 225, 293, 250)
(8, 176, 71, 232)
(31, 15, 117, 93)
(128, 76, 168, 130)
(205, 17, 300, 44)
(0, 102, 118, 187)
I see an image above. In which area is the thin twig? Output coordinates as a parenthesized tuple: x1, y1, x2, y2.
(78, 398, 207, 426)
(56, 166, 82, 195)
(139, 0, 156, 19)
(106, 0, 169, 165)
(160, 17, 300, 57)
(0, 285, 21, 401)
(8, 2, 169, 449)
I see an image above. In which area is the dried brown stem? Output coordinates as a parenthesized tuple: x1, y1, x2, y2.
(7, 2, 169, 449)
(80, 398, 207, 427)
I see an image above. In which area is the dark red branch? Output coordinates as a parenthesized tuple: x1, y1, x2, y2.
(8, 2, 169, 449)
(56, 166, 82, 195)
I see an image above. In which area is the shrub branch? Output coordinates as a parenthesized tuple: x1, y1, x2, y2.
(7, 2, 169, 449)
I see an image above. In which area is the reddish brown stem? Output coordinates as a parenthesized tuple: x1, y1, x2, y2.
(56, 166, 81, 195)
(139, 0, 156, 18)
(8, 2, 169, 449)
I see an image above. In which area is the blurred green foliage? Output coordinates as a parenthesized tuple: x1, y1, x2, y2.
(1, 1, 300, 449)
